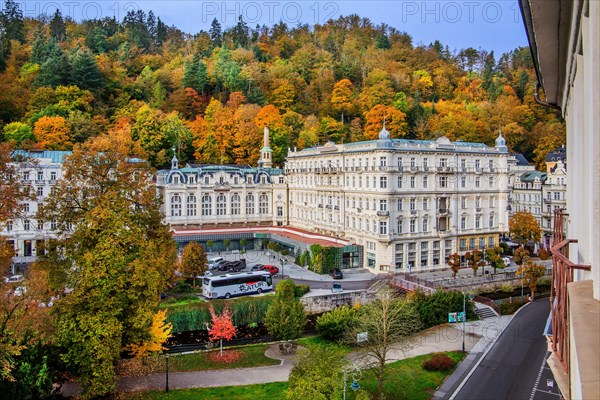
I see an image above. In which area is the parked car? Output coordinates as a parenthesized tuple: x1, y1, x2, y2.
(331, 283, 343, 293)
(250, 264, 264, 271)
(208, 257, 224, 270)
(262, 265, 279, 275)
(4, 274, 24, 283)
(219, 259, 246, 272)
(329, 269, 344, 279)
(209, 259, 226, 270)
(502, 257, 511, 267)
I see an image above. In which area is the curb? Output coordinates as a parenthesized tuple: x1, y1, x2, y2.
(432, 315, 515, 400)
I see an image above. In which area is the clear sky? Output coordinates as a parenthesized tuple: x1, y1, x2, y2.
(17, 0, 529, 56)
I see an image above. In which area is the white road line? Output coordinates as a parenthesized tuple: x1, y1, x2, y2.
(530, 351, 549, 400)
(534, 388, 562, 396)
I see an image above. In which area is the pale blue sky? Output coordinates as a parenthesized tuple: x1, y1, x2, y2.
(17, 1, 528, 56)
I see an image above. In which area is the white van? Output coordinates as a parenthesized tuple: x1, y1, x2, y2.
(502, 257, 511, 267)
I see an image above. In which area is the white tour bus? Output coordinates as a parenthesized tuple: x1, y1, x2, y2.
(202, 271, 273, 299)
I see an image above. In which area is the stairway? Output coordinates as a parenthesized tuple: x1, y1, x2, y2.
(474, 304, 498, 319)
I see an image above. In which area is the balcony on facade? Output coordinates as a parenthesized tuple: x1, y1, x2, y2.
(548, 209, 598, 399)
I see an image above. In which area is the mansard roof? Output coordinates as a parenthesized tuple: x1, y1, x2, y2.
(520, 170, 547, 183)
(11, 150, 72, 163)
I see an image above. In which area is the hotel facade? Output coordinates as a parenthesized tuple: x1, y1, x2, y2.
(157, 126, 517, 274)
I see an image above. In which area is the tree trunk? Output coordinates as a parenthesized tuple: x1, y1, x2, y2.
(377, 359, 385, 399)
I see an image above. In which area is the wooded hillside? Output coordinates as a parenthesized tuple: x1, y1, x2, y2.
(0, 1, 564, 169)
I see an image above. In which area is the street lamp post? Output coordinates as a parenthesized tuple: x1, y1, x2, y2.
(462, 291, 466, 352)
(343, 366, 362, 400)
(280, 257, 285, 279)
(165, 353, 169, 392)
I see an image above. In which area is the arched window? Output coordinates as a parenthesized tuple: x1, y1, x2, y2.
(216, 193, 226, 215)
(187, 194, 196, 216)
(259, 193, 269, 214)
(231, 194, 240, 215)
(246, 194, 254, 215)
(202, 194, 212, 216)
(171, 194, 181, 217)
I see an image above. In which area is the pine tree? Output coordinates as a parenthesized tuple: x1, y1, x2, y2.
(29, 30, 48, 64)
(71, 48, 104, 90)
(34, 39, 71, 88)
(231, 15, 249, 48)
(49, 9, 66, 42)
(209, 18, 222, 47)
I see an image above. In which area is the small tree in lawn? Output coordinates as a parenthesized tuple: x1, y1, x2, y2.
(265, 279, 307, 340)
(347, 289, 421, 399)
(447, 253, 461, 278)
(286, 346, 346, 400)
(465, 249, 486, 276)
(179, 241, 207, 286)
(516, 257, 546, 301)
(208, 305, 237, 356)
(485, 246, 505, 274)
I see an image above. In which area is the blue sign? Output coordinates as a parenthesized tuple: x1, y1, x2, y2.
(448, 312, 466, 323)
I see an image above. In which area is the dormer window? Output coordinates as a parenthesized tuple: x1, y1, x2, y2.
(173, 175, 179, 184)
(204, 176, 209, 185)
(234, 176, 239, 185)
(261, 176, 266, 184)
(189, 175, 195, 184)
(219, 176, 224, 184)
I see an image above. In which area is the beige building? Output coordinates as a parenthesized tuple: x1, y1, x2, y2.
(285, 127, 516, 273)
(541, 149, 567, 247)
(520, 0, 599, 398)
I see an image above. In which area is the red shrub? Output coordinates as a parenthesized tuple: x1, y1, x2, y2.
(422, 353, 456, 371)
(206, 349, 243, 364)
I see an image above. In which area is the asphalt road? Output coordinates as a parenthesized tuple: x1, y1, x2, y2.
(291, 278, 374, 291)
(453, 300, 561, 400)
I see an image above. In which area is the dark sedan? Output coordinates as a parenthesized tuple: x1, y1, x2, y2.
(330, 269, 343, 279)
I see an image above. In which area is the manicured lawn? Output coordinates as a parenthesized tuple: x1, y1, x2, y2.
(122, 352, 464, 400)
(123, 382, 288, 400)
(358, 351, 465, 400)
(118, 345, 279, 376)
(170, 345, 280, 372)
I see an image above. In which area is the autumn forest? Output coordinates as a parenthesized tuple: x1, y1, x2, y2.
(0, 1, 564, 170)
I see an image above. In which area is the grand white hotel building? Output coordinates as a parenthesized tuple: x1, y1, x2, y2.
(158, 126, 516, 274)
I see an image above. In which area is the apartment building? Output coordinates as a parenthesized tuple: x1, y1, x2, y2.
(0, 150, 71, 268)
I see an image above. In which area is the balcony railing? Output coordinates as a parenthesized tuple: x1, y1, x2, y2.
(549, 209, 591, 374)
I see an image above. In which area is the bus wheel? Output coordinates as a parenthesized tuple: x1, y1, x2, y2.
(225, 293, 231, 299)
(257, 288, 262, 294)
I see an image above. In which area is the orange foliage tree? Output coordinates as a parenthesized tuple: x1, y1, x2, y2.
(363, 105, 407, 140)
(33, 115, 72, 150)
(208, 305, 237, 356)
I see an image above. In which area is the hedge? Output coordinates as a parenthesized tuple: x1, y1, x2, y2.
(164, 296, 274, 333)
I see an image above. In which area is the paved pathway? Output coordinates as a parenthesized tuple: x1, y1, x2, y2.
(60, 315, 513, 397)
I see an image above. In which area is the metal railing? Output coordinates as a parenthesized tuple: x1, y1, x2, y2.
(549, 209, 591, 374)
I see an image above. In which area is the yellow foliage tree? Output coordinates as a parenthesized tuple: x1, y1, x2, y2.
(127, 309, 172, 359)
(33, 115, 72, 150)
(516, 257, 546, 301)
(509, 211, 542, 245)
(331, 79, 354, 123)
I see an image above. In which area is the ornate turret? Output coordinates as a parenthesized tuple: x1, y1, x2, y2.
(495, 128, 508, 153)
(376, 120, 393, 148)
(171, 147, 179, 169)
(260, 126, 273, 168)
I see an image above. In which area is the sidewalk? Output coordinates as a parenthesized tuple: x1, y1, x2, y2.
(60, 314, 513, 397)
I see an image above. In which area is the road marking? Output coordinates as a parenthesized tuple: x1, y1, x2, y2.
(530, 352, 550, 400)
(533, 388, 561, 397)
